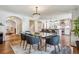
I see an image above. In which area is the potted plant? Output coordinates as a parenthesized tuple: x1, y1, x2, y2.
(73, 17, 79, 48)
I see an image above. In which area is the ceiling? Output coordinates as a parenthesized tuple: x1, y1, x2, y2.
(0, 5, 79, 16)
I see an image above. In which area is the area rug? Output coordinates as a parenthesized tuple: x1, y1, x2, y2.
(10, 44, 60, 54)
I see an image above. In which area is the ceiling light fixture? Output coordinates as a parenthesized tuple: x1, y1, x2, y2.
(32, 6, 40, 19)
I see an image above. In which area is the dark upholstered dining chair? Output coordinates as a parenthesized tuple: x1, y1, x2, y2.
(45, 35, 60, 53)
(20, 33, 26, 48)
(25, 34, 40, 53)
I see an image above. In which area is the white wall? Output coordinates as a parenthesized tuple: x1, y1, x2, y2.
(51, 13, 72, 20)
(22, 17, 30, 32)
(72, 8, 79, 19)
(0, 10, 30, 33)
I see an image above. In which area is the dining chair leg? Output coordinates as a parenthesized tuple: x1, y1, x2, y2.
(23, 41, 25, 48)
(29, 45, 32, 53)
(25, 42, 27, 50)
(20, 40, 22, 46)
(38, 44, 40, 50)
(45, 44, 47, 52)
(58, 45, 60, 52)
(54, 45, 56, 53)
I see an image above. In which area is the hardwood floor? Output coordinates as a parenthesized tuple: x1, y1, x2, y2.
(0, 41, 14, 54)
(72, 46, 79, 54)
(0, 34, 21, 54)
(0, 34, 79, 54)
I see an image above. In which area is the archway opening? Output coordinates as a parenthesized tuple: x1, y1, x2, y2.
(5, 16, 22, 45)
(6, 20, 16, 35)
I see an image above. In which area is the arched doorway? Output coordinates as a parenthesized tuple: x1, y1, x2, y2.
(6, 16, 22, 34)
(5, 16, 22, 44)
(6, 20, 16, 35)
